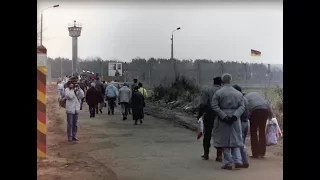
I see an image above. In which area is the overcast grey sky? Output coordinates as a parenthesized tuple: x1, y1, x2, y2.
(38, 1, 283, 64)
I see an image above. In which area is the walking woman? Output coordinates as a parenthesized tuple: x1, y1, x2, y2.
(131, 86, 145, 125)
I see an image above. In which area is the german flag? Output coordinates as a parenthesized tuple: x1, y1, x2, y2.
(251, 49, 261, 56)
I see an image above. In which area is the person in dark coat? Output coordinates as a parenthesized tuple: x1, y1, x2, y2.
(102, 80, 107, 107)
(128, 78, 138, 114)
(211, 73, 245, 170)
(94, 77, 104, 114)
(86, 83, 100, 118)
(198, 77, 222, 161)
(131, 86, 145, 125)
(244, 91, 273, 158)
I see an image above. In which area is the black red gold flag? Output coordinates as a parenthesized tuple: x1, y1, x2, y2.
(251, 49, 261, 56)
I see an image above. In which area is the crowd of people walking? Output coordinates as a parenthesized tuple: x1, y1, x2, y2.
(57, 75, 148, 142)
(198, 73, 273, 170)
(57, 72, 275, 171)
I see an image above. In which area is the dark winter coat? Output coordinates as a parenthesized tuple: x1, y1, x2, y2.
(131, 83, 138, 92)
(86, 87, 100, 106)
(131, 90, 145, 120)
(198, 84, 221, 123)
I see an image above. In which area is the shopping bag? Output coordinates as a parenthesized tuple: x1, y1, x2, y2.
(197, 117, 204, 140)
(271, 118, 283, 137)
(266, 118, 282, 146)
(59, 97, 66, 108)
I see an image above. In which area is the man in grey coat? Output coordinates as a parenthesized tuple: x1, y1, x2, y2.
(245, 92, 273, 158)
(118, 82, 132, 120)
(211, 73, 245, 170)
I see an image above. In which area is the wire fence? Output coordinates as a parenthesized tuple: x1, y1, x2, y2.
(124, 61, 283, 90)
(48, 59, 283, 90)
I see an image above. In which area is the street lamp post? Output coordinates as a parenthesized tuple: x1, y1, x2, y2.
(171, 27, 181, 78)
(40, 4, 59, 46)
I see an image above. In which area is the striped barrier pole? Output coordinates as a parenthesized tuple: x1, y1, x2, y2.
(37, 45, 47, 158)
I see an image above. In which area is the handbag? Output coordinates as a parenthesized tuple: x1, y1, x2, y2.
(59, 97, 66, 108)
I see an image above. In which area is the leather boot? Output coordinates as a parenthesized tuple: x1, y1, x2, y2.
(201, 151, 209, 160)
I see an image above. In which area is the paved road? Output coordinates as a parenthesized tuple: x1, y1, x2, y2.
(71, 104, 282, 180)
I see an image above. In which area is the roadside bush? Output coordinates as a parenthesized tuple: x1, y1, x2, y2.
(152, 75, 200, 102)
(274, 86, 283, 112)
(274, 86, 283, 127)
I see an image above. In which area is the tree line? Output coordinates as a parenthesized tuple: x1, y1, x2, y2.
(48, 57, 283, 87)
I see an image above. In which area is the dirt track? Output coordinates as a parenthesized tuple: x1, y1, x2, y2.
(37, 87, 282, 180)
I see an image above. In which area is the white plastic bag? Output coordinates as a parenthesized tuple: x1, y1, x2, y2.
(271, 118, 282, 137)
(76, 89, 85, 99)
(197, 117, 204, 140)
(266, 118, 282, 146)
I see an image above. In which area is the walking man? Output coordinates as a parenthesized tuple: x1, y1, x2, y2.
(118, 82, 132, 120)
(245, 91, 273, 158)
(64, 81, 84, 142)
(232, 84, 250, 168)
(94, 77, 104, 114)
(86, 83, 100, 118)
(211, 73, 245, 170)
(198, 77, 222, 161)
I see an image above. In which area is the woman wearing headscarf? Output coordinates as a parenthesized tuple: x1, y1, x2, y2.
(105, 81, 119, 115)
(131, 86, 145, 125)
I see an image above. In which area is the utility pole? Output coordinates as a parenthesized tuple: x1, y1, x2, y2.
(60, 59, 63, 79)
(100, 60, 103, 80)
(40, 5, 59, 46)
(244, 63, 248, 89)
(148, 61, 151, 88)
(197, 62, 200, 85)
(268, 64, 271, 87)
(171, 27, 181, 79)
(220, 62, 224, 74)
(171, 34, 174, 60)
(124, 62, 127, 82)
(171, 34, 177, 79)
(40, 13, 43, 45)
